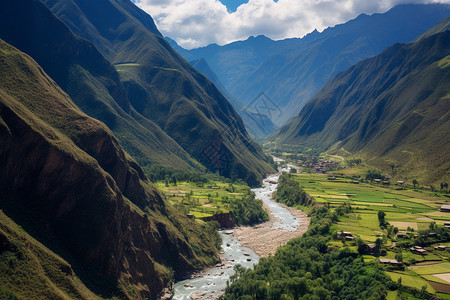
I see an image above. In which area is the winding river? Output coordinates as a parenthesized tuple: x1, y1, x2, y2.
(173, 163, 302, 300)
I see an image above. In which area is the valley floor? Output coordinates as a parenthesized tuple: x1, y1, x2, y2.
(234, 199, 309, 257)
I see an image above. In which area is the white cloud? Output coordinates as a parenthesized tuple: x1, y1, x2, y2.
(135, 0, 450, 49)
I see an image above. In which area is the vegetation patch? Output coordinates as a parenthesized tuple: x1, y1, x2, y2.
(156, 179, 268, 226)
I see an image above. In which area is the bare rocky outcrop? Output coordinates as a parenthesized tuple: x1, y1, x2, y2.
(200, 213, 235, 229)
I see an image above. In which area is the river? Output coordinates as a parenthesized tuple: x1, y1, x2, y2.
(172, 163, 305, 300)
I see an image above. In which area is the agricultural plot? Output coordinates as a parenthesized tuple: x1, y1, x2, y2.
(292, 173, 450, 297)
(412, 263, 450, 276)
(386, 271, 435, 293)
(156, 180, 249, 218)
(293, 174, 447, 241)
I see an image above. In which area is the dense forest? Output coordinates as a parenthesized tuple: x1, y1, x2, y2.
(275, 173, 314, 207)
(223, 203, 395, 299)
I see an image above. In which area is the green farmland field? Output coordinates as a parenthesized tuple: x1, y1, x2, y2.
(289, 173, 450, 296)
(292, 174, 448, 241)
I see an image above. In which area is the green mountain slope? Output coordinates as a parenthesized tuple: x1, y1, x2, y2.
(275, 31, 450, 185)
(43, 0, 274, 185)
(414, 16, 450, 42)
(0, 0, 203, 176)
(0, 38, 220, 299)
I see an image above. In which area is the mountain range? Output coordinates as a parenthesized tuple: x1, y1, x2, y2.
(190, 57, 278, 139)
(3, 0, 274, 187)
(274, 19, 450, 185)
(0, 0, 275, 298)
(172, 4, 450, 134)
(0, 0, 449, 298)
(0, 35, 220, 299)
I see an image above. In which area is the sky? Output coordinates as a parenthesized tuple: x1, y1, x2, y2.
(134, 0, 450, 49)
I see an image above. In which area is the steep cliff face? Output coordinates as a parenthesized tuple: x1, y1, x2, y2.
(0, 39, 219, 299)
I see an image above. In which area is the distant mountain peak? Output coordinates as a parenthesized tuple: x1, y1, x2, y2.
(173, 3, 450, 132)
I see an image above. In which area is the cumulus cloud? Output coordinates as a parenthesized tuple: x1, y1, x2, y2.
(135, 0, 450, 49)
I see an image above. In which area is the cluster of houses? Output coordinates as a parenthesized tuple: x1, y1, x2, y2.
(338, 230, 448, 256)
(295, 159, 340, 174)
(377, 245, 449, 267)
(409, 245, 448, 254)
(410, 245, 427, 255)
(339, 231, 357, 241)
(373, 179, 391, 185)
(379, 258, 403, 266)
(397, 232, 441, 239)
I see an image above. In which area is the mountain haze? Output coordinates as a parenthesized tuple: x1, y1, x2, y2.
(190, 57, 278, 138)
(173, 4, 450, 130)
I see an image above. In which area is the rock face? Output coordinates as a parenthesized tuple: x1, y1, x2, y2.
(201, 213, 235, 229)
(0, 38, 219, 299)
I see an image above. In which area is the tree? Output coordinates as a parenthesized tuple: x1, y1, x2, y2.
(412, 179, 418, 188)
(429, 222, 436, 231)
(375, 238, 383, 248)
(290, 168, 297, 173)
(356, 238, 365, 254)
(390, 164, 396, 176)
(170, 175, 177, 186)
(421, 285, 427, 295)
(378, 211, 387, 228)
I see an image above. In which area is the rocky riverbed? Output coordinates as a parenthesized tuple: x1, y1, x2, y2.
(172, 163, 309, 299)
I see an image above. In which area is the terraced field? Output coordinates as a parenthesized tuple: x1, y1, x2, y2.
(294, 174, 448, 240)
(291, 173, 450, 297)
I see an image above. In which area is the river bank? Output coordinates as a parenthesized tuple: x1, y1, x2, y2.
(172, 232, 259, 300)
(233, 203, 309, 257)
(172, 162, 309, 299)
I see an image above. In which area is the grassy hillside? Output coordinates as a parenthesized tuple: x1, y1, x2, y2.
(0, 38, 220, 299)
(0, 0, 204, 176)
(42, 0, 274, 185)
(274, 31, 450, 185)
